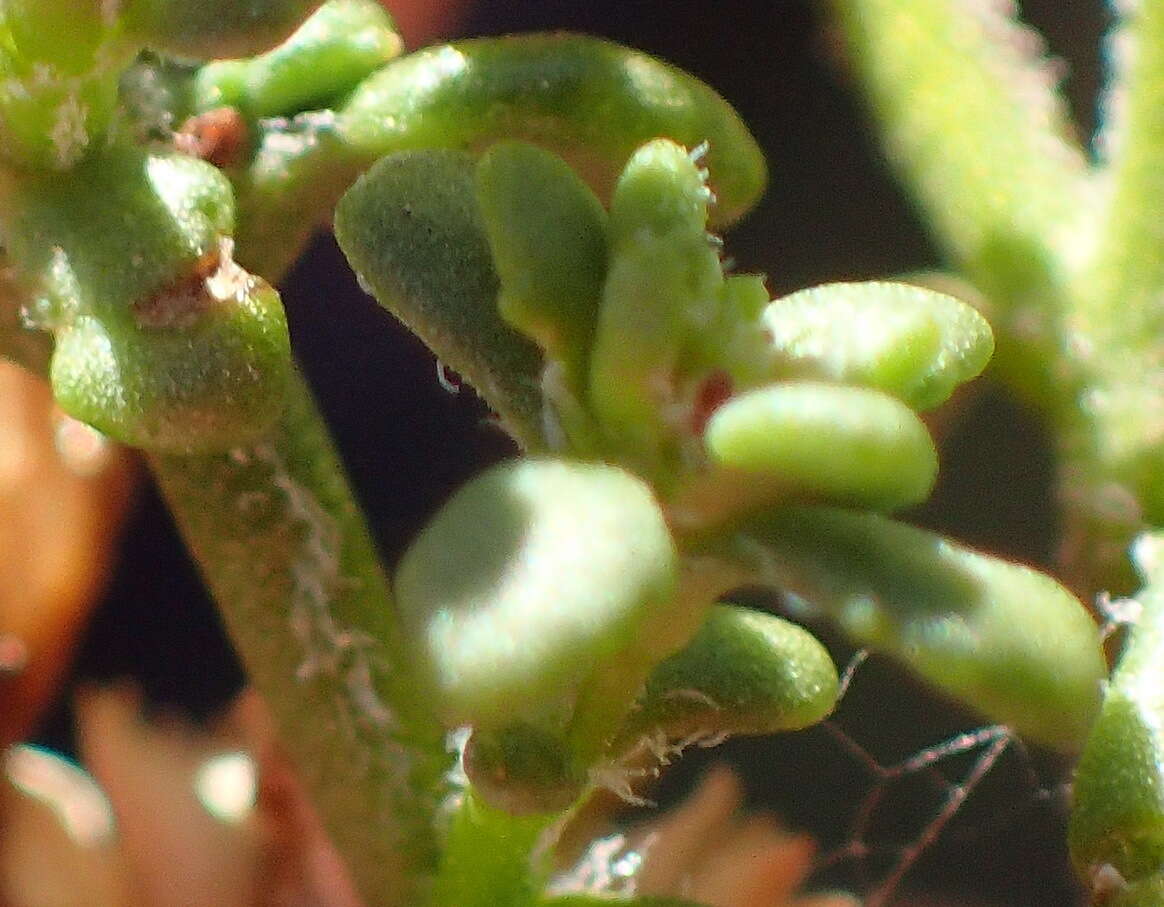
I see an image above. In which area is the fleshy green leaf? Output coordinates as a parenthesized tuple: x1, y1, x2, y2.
(1070, 535, 1164, 886)
(475, 140, 608, 383)
(231, 113, 369, 282)
(333, 149, 547, 449)
(612, 603, 837, 752)
(193, 0, 401, 118)
(393, 459, 677, 728)
(762, 281, 994, 410)
(738, 506, 1105, 751)
(337, 34, 766, 228)
(606, 138, 711, 249)
(588, 140, 724, 475)
(704, 382, 938, 511)
(0, 0, 134, 169)
(463, 723, 581, 816)
(0, 145, 290, 453)
(125, 0, 326, 59)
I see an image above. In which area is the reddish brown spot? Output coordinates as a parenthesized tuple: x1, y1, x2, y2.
(132, 247, 222, 329)
(691, 370, 734, 435)
(175, 107, 249, 169)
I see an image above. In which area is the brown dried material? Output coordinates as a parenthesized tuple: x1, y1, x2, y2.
(175, 107, 250, 170)
(131, 245, 224, 329)
(0, 362, 134, 749)
(3, 685, 364, 907)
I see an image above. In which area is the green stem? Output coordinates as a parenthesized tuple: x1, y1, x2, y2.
(1070, 532, 1164, 889)
(431, 786, 559, 907)
(149, 366, 450, 905)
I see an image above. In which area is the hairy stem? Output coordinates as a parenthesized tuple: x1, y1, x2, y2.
(149, 366, 450, 905)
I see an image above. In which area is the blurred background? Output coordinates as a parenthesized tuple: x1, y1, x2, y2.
(11, 1, 1114, 903)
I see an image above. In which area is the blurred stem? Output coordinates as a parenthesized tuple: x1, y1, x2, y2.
(149, 367, 450, 905)
(431, 788, 558, 907)
(832, 0, 1164, 597)
(1056, 0, 1164, 597)
(1069, 532, 1164, 886)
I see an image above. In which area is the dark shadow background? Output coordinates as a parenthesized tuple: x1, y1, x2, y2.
(35, 1, 1112, 903)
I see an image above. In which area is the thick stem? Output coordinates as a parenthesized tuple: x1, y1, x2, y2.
(149, 366, 450, 905)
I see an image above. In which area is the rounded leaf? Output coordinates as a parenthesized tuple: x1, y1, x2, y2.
(1, 145, 290, 452)
(744, 506, 1106, 751)
(337, 34, 765, 228)
(334, 149, 547, 449)
(613, 604, 838, 751)
(394, 459, 677, 728)
(608, 139, 710, 249)
(762, 281, 994, 410)
(50, 273, 290, 452)
(125, 0, 325, 59)
(463, 724, 581, 815)
(475, 141, 608, 377)
(704, 381, 938, 510)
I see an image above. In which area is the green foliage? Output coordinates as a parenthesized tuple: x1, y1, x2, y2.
(703, 382, 938, 511)
(0, 0, 133, 169)
(192, 0, 400, 117)
(125, 0, 327, 59)
(0, 143, 290, 452)
(738, 507, 1104, 751)
(475, 141, 608, 388)
(394, 459, 677, 731)
(762, 281, 994, 411)
(613, 603, 838, 747)
(336, 33, 766, 227)
(4, 0, 1163, 904)
(335, 149, 547, 448)
(1070, 536, 1164, 888)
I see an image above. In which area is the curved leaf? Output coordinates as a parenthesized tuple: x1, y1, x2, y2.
(612, 603, 838, 752)
(704, 381, 938, 511)
(475, 140, 608, 383)
(333, 149, 547, 448)
(736, 506, 1105, 751)
(337, 34, 765, 227)
(762, 281, 993, 410)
